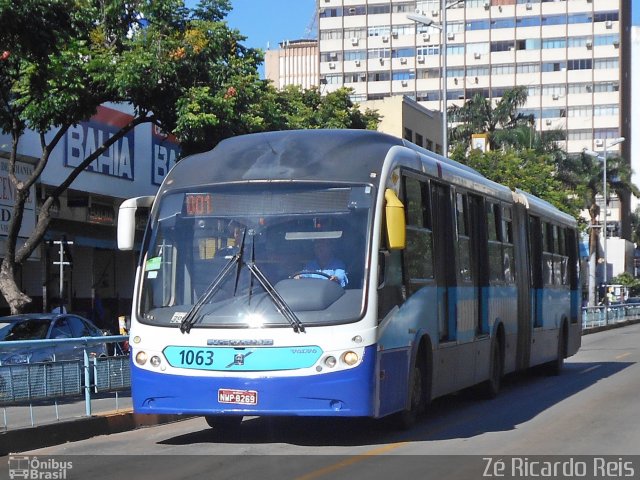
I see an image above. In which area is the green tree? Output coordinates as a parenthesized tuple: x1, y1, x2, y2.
(450, 146, 580, 218)
(0, 1, 379, 313)
(610, 272, 640, 297)
(557, 150, 638, 305)
(448, 85, 531, 150)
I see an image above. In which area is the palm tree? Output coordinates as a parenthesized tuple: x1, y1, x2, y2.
(448, 85, 531, 150)
(558, 151, 639, 306)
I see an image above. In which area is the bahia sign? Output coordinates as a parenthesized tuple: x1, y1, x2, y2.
(65, 105, 135, 180)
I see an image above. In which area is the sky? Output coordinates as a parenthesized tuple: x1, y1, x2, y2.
(226, 1, 317, 51)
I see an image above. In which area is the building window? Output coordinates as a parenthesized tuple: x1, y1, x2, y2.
(404, 128, 413, 142)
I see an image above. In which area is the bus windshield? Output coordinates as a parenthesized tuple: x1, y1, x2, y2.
(139, 184, 373, 329)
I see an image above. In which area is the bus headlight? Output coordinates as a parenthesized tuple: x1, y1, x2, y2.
(150, 355, 162, 368)
(324, 356, 337, 368)
(342, 351, 359, 366)
(135, 351, 148, 365)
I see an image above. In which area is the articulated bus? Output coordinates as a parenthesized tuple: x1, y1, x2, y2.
(117, 129, 581, 428)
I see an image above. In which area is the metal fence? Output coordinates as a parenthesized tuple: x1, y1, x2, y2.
(0, 335, 129, 430)
(582, 303, 640, 329)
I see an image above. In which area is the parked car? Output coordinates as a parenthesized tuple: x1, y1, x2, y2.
(0, 313, 108, 365)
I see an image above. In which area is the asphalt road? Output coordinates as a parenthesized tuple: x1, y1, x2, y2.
(4, 324, 640, 480)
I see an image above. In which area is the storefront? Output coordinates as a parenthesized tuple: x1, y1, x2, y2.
(0, 103, 180, 326)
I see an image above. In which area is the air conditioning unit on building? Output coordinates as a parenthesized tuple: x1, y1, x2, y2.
(330, 52, 338, 59)
(355, 59, 361, 66)
(351, 37, 359, 46)
(382, 35, 389, 42)
(586, 39, 593, 48)
(329, 62, 336, 69)
(360, 73, 367, 79)
(379, 57, 385, 64)
(400, 57, 407, 64)
(401, 80, 408, 87)
(595, 139, 604, 147)
(422, 33, 431, 41)
(432, 9, 439, 17)
(417, 55, 425, 63)
(415, 8, 424, 15)
(545, 119, 552, 126)
(484, 1, 490, 10)
(526, 2, 532, 10)
(474, 52, 482, 59)
(552, 94, 559, 100)
(605, 20, 613, 29)
(448, 32, 455, 40)
(613, 40, 620, 48)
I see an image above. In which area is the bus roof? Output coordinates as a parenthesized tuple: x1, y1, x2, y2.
(167, 129, 404, 188)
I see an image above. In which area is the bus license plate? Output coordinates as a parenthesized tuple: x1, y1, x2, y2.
(218, 389, 258, 405)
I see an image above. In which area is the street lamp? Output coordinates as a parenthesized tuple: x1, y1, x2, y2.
(583, 136, 625, 291)
(407, 0, 463, 156)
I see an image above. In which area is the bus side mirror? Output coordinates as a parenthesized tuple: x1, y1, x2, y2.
(384, 189, 405, 250)
(117, 196, 154, 250)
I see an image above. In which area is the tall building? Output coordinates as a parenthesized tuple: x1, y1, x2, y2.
(318, 0, 631, 234)
(631, 25, 640, 212)
(265, 39, 319, 90)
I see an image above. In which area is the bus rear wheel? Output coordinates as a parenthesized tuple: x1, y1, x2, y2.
(546, 327, 566, 376)
(479, 338, 503, 399)
(205, 415, 243, 429)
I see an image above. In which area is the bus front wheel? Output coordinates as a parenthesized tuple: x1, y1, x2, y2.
(395, 358, 428, 429)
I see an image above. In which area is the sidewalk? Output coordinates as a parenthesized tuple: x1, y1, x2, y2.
(1, 393, 187, 456)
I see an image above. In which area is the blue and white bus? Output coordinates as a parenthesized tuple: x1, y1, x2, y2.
(117, 129, 581, 428)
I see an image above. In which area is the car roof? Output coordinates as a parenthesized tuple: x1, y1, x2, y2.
(0, 313, 62, 323)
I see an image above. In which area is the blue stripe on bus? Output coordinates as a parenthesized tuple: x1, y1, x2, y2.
(132, 345, 377, 417)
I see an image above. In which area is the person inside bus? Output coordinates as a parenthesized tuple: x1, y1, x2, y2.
(215, 221, 244, 259)
(297, 238, 348, 287)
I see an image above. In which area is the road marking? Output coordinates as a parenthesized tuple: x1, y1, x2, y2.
(615, 352, 632, 360)
(295, 442, 408, 480)
(580, 365, 602, 374)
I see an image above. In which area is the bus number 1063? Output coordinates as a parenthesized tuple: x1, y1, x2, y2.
(178, 349, 214, 366)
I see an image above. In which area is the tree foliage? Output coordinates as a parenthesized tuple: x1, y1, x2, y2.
(0, 0, 378, 313)
(448, 85, 532, 151)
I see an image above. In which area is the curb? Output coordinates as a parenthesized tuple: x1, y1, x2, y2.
(1, 411, 190, 456)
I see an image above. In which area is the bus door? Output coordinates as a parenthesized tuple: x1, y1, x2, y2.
(513, 203, 532, 370)
(432, 183, 457, 343)
(454, 192, 486, 387)
(529, 216, 544, 333)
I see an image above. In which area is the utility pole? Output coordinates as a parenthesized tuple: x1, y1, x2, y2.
(52, 238, 73, 302)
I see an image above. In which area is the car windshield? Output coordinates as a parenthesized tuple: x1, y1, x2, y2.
(139, 183, 373, 328)
(0, 319, 50, 341)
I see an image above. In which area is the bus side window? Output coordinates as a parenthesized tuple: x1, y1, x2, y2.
(402, 175, 434, 296)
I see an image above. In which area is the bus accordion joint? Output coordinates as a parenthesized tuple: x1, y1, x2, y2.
(384, 188, 406, 250)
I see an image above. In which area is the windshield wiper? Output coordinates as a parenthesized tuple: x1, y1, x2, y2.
(180, 228, 305, 334)
(245, 235, 305, 333)
(180, 229, 248, 334)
